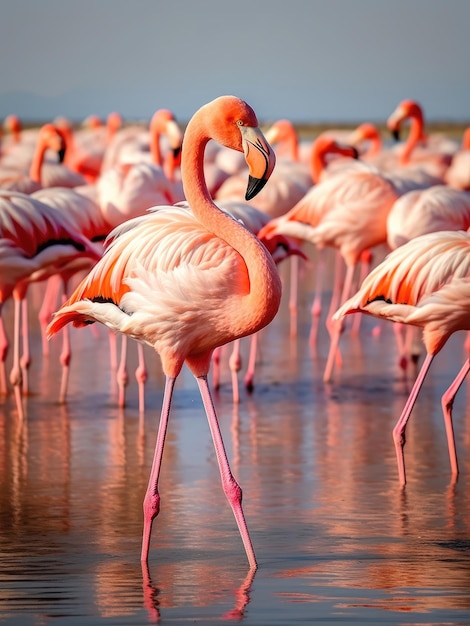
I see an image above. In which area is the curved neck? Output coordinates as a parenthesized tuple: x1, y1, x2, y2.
(181, 120, 281, 333)
(287, 133, 299, 162)
(401, 112, 426, 165)
(29, 139, 48, 183)
(365, 130, 382, 158)
(462, 128, 470, 150)
(150, 128, 163, 166)
(310, 142, 331, 184)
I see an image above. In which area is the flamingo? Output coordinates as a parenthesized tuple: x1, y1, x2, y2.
(0, 189, 101, 416)
(348, 118, 444, 193)
(257, 157, 398, 358)
(0, 123, 67, 193)
(386, 99, 456, 181)
(334, 229, 470, 485)
(96, 108, 184, 410)
(54, 113, 122, 184)
(445, 127, 470, 191)
(47, 95, 280, 568)
(215, 119, 314, 219)
(97, 108, 184, 226)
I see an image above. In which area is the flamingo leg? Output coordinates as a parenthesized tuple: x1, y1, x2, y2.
(289, 254, 299, 339)
(0, 313, 9, 395)
(59, 279, 71, 404)
(108, 330, 118, 370)
(325, 251, 345, 336)
(116, 334, 129, 408)
(323, 264, 355, 383)
(228, 339, 241, 404)
(196, 374, 257, 569)
(9, 298, 24, 421)
(244, 332, 258, 393)
(392, 352, 434, 486)
(211, 346, 222, 391)
(309, 248, 326, 345)
(20, 297, 30, 395)
(141, 375, 175, 562)
(38, 274, 61, 356)
(440, 358, 468, 478)
(136, 342, 148, 414)
(350, 250, 371, 337)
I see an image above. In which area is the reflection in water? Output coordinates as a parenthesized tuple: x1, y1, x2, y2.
(0, 280, 469, 624)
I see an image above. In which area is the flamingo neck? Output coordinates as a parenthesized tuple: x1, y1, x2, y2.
(163, 151, 175, 181)
(181, 118, 282, 337)
(400, 111, 426, 165)
(284, 128, 300, 162)
(462, 128, 470, 150)
(310, 145, 329, 184)
(150, 129, 163, 166)
(29, 139, 48, 183)
(365, 131, 382, 158)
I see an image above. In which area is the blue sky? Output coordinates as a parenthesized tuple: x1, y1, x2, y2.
(1, 0, 469, 124)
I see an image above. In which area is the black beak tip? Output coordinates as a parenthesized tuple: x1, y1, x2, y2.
(245, 175, 268, 201)
(391, 129, 400, 142)
(58, 147, 66, 163)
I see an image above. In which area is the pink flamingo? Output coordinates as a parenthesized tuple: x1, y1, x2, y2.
(54, 112, 122, 184)
(96, 109, 185, 409)
(0, 189, 101, 417)
(97, 108, 184, 225)
(348, 119, 444, 193)
(47, 95, 280, 568)
(334, 229, 470, 485)
(215, 119, 314, 219)
(258, 155, 398, 359)
(386, 99, 456, 181)
(445, 127, 470, 191)
(31, 186, 111, 401)
(0, 123, 67, 193)
(385, 185, 470, 369)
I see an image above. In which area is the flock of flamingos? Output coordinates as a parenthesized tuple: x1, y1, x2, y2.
(1, 94, 470, 569)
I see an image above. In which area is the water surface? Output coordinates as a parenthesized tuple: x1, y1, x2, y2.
(1, 265, 469, 625)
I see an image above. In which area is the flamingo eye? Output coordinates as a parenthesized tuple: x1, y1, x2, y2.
(237, 120, 244, 127)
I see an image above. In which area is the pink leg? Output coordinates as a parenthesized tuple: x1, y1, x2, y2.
(244, 332, 258, 393)
(38, 274, 61, 356)
(59, 280, 71, 404)
(325, 251, 345, 336)
(309, 249, 326, 345)
(196, 375, 257, 569)
(0, 313, 9, 395)
(212, 346, 222, 391)
(392, 352, 434, 486)
(9, 298, 24, 421)
(20, 297, 30, 395)
(289, 255, 298, 339)
(393, 323, 408, 371)
(323, 264, 355, 383)
(108, 331, 118, 370)
(440, 358, 468, 478)
(350, 250, 371, 337)
(229, 340, 242, 404)
(141, 375, 175, 562)
(116, 335, 129, 408)
(136, 342, 148, 414)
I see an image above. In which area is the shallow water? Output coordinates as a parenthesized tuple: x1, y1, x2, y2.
(1, 261, 470, 625)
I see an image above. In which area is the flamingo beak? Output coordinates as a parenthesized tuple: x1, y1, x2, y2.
(239, 126, 276, 201)
(58, 147, 66, 163)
